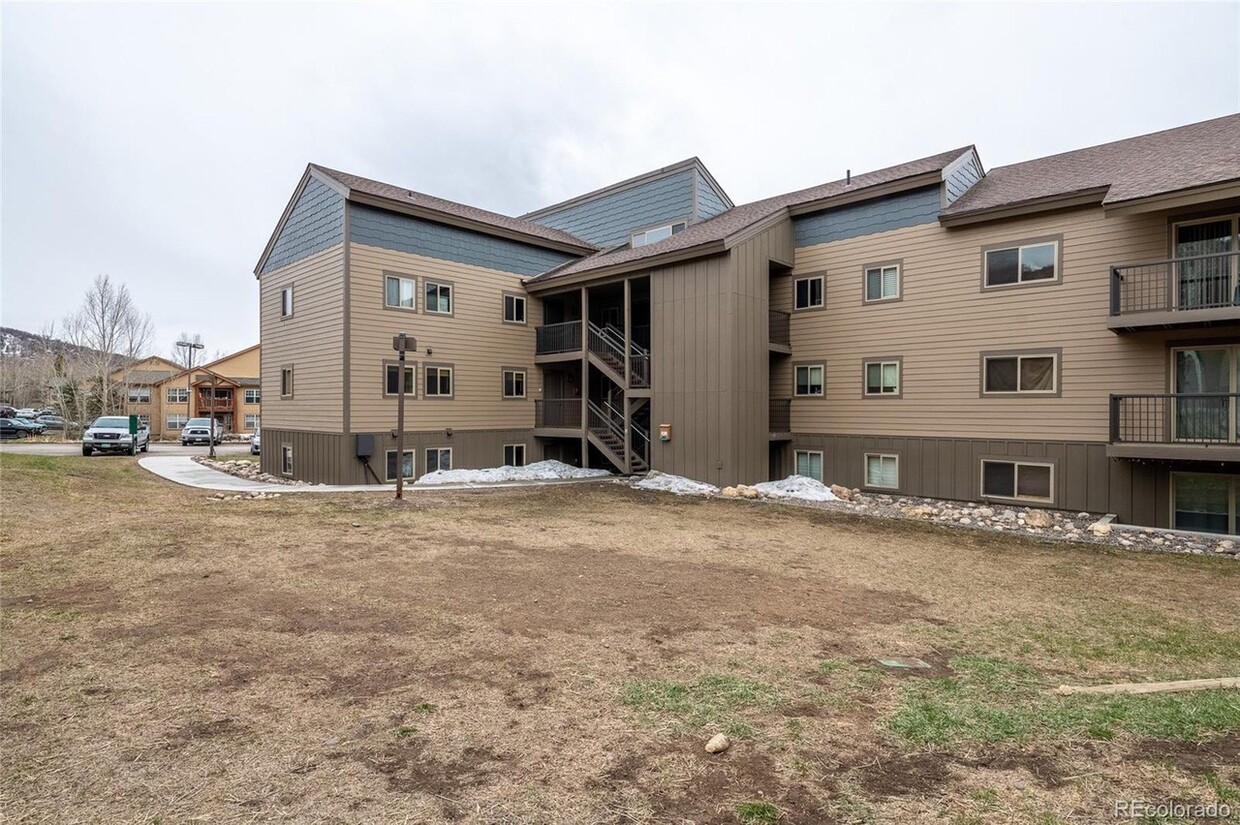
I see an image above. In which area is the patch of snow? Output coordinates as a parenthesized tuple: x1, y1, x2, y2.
(632, 471, 720, 496)
(752, 475, 839, 502)
(414, 459, 611, 486)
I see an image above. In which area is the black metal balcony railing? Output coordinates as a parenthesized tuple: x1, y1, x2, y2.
(769, 310, 791, 347)
(1110, 250, 1240, 315)
(534, 398, 582, 429)
(535, 321, 582, 355)
(1110, 393, 1240, 445)
(770, 398, 791, 433)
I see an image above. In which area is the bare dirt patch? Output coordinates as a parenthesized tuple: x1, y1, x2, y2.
(2, 455, 1238, 823)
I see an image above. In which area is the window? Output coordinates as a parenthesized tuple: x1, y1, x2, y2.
(632, 221, 687, 248)
(385, 274, 417, 310)
(385, 449, 415, 481)
(244, 413, 260, 430)
(280, 286, 294, 317)
(503, 369, 526, 399)
(864, 263, 901, 302)
(983, 352, 1058, 395)
(167, 387, 189, 404)
(281, 444, 293, 475)
(137, 414, 150, 428)
(280, 367, 294, 398)
(864, 360, 901, 396)
(425, 366, 453, 397)
(1172, 473, 1239, 534)
(981, 460, 1054, 503)
(166, 414, 187, 430)
(795, 450, 823, 481)
(984, 240, 1059, 287)
(128, 387, 151, 403)
(865, 454, 899, 489)
(426, 447, 452, 474)
(425, 281, 453, 314)
(504, 443, 526, 467)
(1173, 215, 1239, 310)
(244, 389, 261, 404)
(503, 294, 527, 324)
(794, 364, 824, 397)
(384, 363, 416, 397)
(794, 275, 825, 310)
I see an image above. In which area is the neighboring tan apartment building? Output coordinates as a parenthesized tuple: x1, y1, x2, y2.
(255, 113, 1240, 533)
(120, 345, 261, 439)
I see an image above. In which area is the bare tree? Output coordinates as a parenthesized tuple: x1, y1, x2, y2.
(169, 332, 205, 368)
(62, 275, 154, 418)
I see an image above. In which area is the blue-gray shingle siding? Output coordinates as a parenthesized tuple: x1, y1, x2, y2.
(944, 154, 983, 205)
(696, 171, 729, 221)
(530, 169, 695, 247)
(349, 204, 578, 277)
(260, 176, 345, 275)
(793, 185, 942, 248)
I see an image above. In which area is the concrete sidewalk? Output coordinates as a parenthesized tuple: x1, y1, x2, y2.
(138, 456, 614, 493)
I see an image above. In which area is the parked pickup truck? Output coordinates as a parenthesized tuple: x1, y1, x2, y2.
(181, 417, 222, 446)
(82, 416, 150, 456)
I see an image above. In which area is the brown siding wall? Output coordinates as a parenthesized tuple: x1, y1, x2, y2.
(782, 207, 1213, 442)
(648, 219, 794, 487)
(347, 243, 541, 434)
(260, 426, 538, 485)
(259, 245, 346, 432)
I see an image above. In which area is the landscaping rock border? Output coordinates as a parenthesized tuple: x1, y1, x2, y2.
(192, 456, 308, 486)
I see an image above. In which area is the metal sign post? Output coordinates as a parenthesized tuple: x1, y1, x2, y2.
(392, 333, 417, 499)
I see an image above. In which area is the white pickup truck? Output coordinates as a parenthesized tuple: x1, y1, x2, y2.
(82, 416, 150, 456)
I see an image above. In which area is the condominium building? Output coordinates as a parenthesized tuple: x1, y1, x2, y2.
(255, 113, 1240, 532)
(120, 345, 261, 439)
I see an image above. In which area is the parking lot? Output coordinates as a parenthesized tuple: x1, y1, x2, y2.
(0, 441, 252, 457)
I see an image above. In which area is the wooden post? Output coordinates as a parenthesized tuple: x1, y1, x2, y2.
(208, 373, 218, 458)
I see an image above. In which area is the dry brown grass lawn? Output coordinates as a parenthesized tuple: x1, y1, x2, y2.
(2, 454, 1238, 824)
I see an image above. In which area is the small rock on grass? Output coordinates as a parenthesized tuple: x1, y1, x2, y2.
(705, 733, 731, 754)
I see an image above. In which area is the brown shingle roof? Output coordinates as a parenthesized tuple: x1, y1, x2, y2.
(528, 147, 972, 283)
(943, 113, 1240, 218)
(129, 369, 177, 385)
(310, 165, 596, 251)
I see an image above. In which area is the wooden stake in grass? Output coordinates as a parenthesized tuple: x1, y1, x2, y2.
(1053, 677, 1240, 696)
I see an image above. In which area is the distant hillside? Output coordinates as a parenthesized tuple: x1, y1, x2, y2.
(0, 327, 99, 359)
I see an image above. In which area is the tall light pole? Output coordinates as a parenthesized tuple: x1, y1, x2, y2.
(392, 333, 416, 499)
(176, 340, 204, 445)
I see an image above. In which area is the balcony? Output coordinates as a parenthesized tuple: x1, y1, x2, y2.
(769, 310, 791, 353)
(1109, 251, 1240, 331)
(1108, 393, 1240, 461)
(196, 392, 234, 412)
(535, 321, 582, 359)
(769, 398, 791, 439)
(534, 398, 582, 434)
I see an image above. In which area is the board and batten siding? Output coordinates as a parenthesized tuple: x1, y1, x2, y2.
(778, 206, 1201, 443)
(347, 242, 542, 434)
(649, 219, 793, 487)
(259, 244, 346, 432)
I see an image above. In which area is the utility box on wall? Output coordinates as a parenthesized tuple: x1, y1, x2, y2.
(356, 433, 374, 459)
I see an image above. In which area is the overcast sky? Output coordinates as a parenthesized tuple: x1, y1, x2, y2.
(3, 2, 1238, 356)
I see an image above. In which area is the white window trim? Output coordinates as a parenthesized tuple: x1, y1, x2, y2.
(384, 274, 417, 311)
(166, 414, 188, 430)
(503, 294, 527, 325)
(982, 352, 1059, 395)
(864, 453, 900, 490)
(864, 361, 901, 396)
(864, 264, 902, 303)
(984, 240, 1060, 288)
(244, 414, 261, 429)
(425, 365, 453, 398)
(631, 221, 687, 248)
(384, 363, 417, 398)
(128, 388, 151, 403)
(167, 388, 189, 403)
(794, 275, 825, 310)
(426, 446, 453, 473)
(502, 369, 527, 399)
(424, 281, 453, 315)
(504, 443, 527, 467)
(244, 389, 261, 404)
(794, 364, 825, 397)
(980, 459, 1055, 504)
(280, 286, 294, 318)
(384, 449, 416, 481)
(794, 450, 824, 482)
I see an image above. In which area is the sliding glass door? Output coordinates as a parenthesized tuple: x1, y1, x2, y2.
(1173, 473, 1236, 534)
(1174, 216, 1238, 310)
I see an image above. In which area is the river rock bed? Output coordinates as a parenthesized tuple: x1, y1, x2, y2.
(193, 456, 308, 485)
